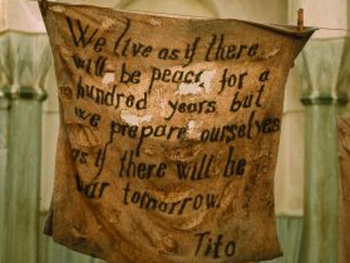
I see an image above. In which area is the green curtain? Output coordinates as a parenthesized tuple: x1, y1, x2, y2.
(2, 99, 42, 263)
(0, 31, 50, 263)
(260, 216, 303, 263)
(0, 98, 9, 262)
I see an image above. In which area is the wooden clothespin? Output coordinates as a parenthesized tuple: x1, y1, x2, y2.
(297, 8, 304, 31)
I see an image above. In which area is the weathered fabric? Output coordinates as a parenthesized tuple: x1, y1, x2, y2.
(41, 2, 315, 263)
(337, 117, 350, 263)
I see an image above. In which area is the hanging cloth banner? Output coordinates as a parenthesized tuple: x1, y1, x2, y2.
(337, 117, 350, 263)
(40, 2, 316, 263)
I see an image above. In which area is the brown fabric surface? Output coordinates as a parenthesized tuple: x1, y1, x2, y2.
(41, 2, 315, 263)
(337, 117, 350, 263)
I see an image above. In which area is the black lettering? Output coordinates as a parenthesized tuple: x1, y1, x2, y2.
(247, 110, 256, 139)
(219, 69, 248, 94)
(143, 194, 157, 210)
(142, 46, 153, 57)
(210, 127, 221, 142)
(213, 234, 224, 258)
(178, 103, 186, 113)
(230, 92, 241, 112)
(73, 54, 85, 69)
(66, 16, 98, 48)
(93, 37, 106, 52)
(262, 118, 273, 133)
(235, 45, 247, 59)
(177, 127, 187, 139)
(148, 67, 203, 94)
(120, 63, 141, 84)
(126, 94, 135, 107)
(135, 93, 147, 110)
(123, 182, 131, 204)
(119, 150, 168, 179)
(131, 42, 144, 56)
(162, 69, 172, 82)
(120, 37, 153, 58)
(236, 159, 247, 176)
(137, 163, 147, 179)
(165, 100, 216, 120)
(256, 84, 265, 107)
(136, 126, 153, 156)
(72, 55, 107, 76)
(75, 173, 109, 199)
(98, 182, 110, 198)
(121, 38, 131, 56)
(75, 106, 91, 120)
(187, 103, 197, 113)
(148, 67, 161, 93)
(95, 56, 107, 76)
(131, 191, 141, 204)
(95, 149, 103, 168)
(158, 202, 168, 212)
(223, 146, 246, 177)
(74, 106, 101, 127)
(128, 125, 138, 138)
(75, 173, 84, 192)
(165, 100, 178, 121)
(205, 238, 213, 257)
(226, 45, 236, 59)
(225, 241, 236, 257)
(176, 162, 191, 180)
(168, 201, 182, 214)
(206, 194, 219, 209)
(194, 232, 236, 258)
(178, 198, 192, 215)
(89, 114, 101, 127)
(114, 18, 131, 56)
(111, 122, 187, 155)
(104, 86, 116, 106)
(85, 183, 98, 198)
(224, 126, 235, 143)
(206, 33, 259, 61)
(80, 152, 88, 164)
(156, 163, 167, 178)
(183, 37, 200, 67)
(193, 195, 203, 210)
(259, 69, 270, 82)
(154, 125, 166, 137)
(237, 125, 246, 138)
(195, 232, 211, 256)
(173, 71, 184, 83)
(76, 77, 85, 98)
(169, 49, 180, 60)
(248, 44, 259, 56)
(158, 48, 170, 60)
(201, 129, 210, 141)
(215, 34, 225, 60)
(255, 117, 281, 134)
